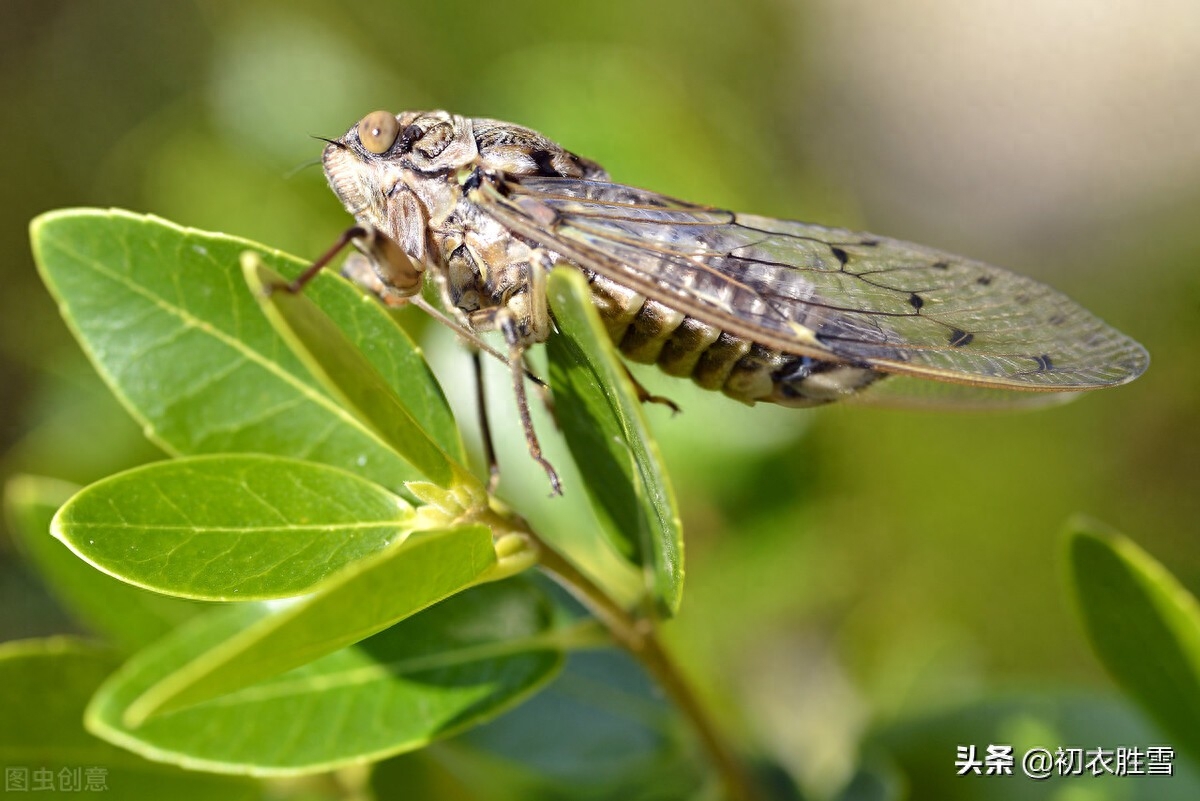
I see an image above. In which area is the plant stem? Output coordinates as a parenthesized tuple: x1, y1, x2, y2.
(533, 541, 758, 801)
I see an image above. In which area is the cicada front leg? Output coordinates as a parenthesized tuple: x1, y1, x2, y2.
(280, 224, 424, 301)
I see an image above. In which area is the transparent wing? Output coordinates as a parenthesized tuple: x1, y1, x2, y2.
(477, 175, 1148, 393)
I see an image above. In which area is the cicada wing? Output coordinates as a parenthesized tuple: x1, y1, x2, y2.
(840, 375, 1083, 410)
(475, 175, 1148, 397)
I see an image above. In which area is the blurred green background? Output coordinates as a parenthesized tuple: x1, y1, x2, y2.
(3, 0, 1198, 794)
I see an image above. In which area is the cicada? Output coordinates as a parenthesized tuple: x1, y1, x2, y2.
(298, 109, 1149, 491)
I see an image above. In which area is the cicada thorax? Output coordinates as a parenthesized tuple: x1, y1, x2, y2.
(433, 219, 550, 344)
(471, 118, 608, 184)
(385, 116, 612, 346)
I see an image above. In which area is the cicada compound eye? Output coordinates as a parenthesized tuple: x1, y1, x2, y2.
(357, 111, 400, 154)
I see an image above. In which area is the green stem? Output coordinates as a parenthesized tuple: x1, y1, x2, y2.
(532, 540, 758, 801)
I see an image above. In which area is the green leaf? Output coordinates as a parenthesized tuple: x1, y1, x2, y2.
(545, 267, 683, 616)
(242, 253, 478, 495)
(4, 475, 203, 651)
(30, 209, 461, 495)
(121, 522, 499, 722)
(87, 580, 564, 775)
(1068, 520, 1200, 762)
(51, 454, 415, 601)
(0, 638, 261, 800)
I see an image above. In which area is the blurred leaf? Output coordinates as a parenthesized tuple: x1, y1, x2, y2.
(370, 648, 703, 801)
(50, 454, 415, 601)
(120, 523, 499, 722)
(0, 637, 260, 800)
(4, 362, 165, 487)
(30, 209, 461, 496)
(4, 475, 203, 651)
(545, 267, 683, 617)
(243, 254, 477, 494)
(1068, 520, 1200, 762)
(864, 692, 1200, 800)
(832, 761, 903, 801)
(87, 580, 563, 775)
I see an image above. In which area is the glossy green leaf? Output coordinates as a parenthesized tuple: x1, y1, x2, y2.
(122, 523, 499, 722)
(243, 254, 477, 494)
(87, 580, 564, 775)
(51, 454, 415, 601)
(4, 475, 203, 651)
(1068, 520, 1200, 762)
(0, 638, 260, 800)
(545, 267, 683, 616)
(30, 209, 461, 495)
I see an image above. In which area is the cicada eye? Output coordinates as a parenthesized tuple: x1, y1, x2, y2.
(357, 111, 400, 154)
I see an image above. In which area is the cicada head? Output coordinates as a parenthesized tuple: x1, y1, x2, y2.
(323, 110, 476, 218)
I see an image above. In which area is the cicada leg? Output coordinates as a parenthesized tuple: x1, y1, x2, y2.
(621, 363, 682, 414)
(526, 351, 558, 427)
(495, 308, 563, 496)
(278, 224, 423, 298)
(470, 348, 502, 494)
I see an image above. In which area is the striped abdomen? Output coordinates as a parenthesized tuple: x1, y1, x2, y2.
(582, 271, 883, 407)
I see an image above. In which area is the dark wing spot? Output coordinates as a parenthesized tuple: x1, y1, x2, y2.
(1033, 354, 1054, 371)
(830, 246, 849, 265)
(932, 260, 950, 270)
(860, 238, 879, 247)
(949, 328, 974, 347)
(977, 275, 993, 286)
(908, 292, 924, 311)
(1047, 313, 1067, 326)
(529, 149, 562, 177)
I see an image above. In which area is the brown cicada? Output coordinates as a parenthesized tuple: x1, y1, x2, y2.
(293, 110, 1148, 492)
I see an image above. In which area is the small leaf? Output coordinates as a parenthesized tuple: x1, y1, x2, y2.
(30, 209, 461, 495)
(123, 523, 498, 721)
(546, 267, 684, 616)
(87, 581, 564, 775)
(1068, 519, 1200, 762)
(0, 638, 261, 800)
(4, 475, 203, 650)
(51, 454, 415, 600)
(243, 253, 478, 495)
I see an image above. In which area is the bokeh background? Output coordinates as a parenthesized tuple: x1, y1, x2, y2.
(3, 0, 1198, 796)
